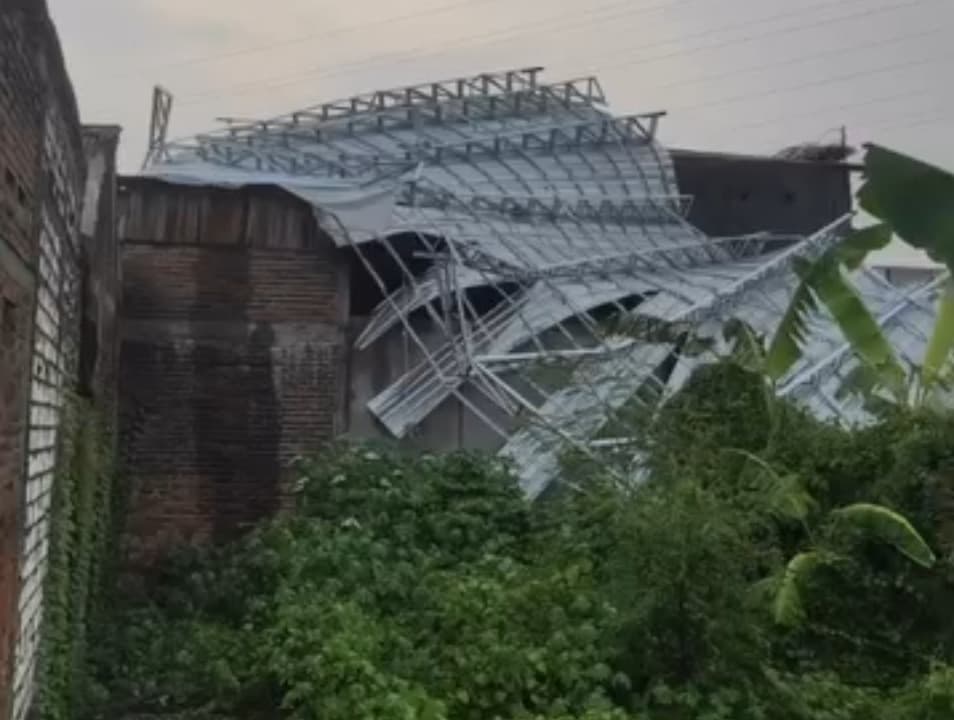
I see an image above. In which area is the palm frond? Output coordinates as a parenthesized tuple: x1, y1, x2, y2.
(832, 503, 936, 568)
(764, 260, 822, 382)
(773, 551, 828, 627)
(923, 280, 954, 384)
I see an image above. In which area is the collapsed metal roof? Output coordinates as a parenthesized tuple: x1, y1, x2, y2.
(141, 67, 944, 497)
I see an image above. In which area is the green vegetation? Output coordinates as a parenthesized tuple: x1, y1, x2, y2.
(83, 388, 954, 720)
(770, 144, 954, 407)
(75, 145, 954, 720)
(38, 396, 119, 720)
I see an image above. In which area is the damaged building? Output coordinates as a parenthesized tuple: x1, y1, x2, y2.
(1, 1, 945, 714)
(118, 67, 943, 559)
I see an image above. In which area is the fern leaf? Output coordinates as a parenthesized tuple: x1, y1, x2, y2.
(923, 280, 954, 384)
(832, 503, 936, 568)
(773, 551, 827, 627)
(764, 262, 822, 381)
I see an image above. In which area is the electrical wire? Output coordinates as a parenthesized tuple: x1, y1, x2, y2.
(698, 85, 939, 139)
(642, 25, 941, 95)
(108, 0, 507, 76)
(173, 0, 884, 106)
(590, 0, 937, 85)
(669, 49, 952, 114)
(174, 0, 698, 104)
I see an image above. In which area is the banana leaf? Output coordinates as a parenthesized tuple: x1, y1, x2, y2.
(858, 145, 954, 272)
(923, 279, 954, 382)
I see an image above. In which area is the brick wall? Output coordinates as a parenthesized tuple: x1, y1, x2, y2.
(0, 260, 33, 720)
(14, 106, 84, 719)
(0, 3, 118, 718)
(0, 5, 44, 713)
(119, 179, 346, 566)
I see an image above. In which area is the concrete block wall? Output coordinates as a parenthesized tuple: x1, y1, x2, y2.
(118, 179, 347, 566)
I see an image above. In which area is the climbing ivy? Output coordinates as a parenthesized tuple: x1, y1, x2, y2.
(37, 393, 119, 720)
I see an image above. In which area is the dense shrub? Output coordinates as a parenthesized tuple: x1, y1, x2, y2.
(85, 367, 954, 720)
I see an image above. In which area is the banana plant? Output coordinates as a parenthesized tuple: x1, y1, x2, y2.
(772, 502, 936, 627)
(730, 444, 936, 627)
(765, 144, 954, 409)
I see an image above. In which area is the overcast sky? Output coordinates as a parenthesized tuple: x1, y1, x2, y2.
(48, 0, 953, 264)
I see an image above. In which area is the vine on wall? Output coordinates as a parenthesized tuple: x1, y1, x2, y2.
(36, 393, 119, 720)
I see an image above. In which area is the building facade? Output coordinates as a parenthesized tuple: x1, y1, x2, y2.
(0, 3, 121, 717)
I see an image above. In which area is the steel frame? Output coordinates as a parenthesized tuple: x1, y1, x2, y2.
(143, 85, 173, 169)
(138, 65, 940, 497)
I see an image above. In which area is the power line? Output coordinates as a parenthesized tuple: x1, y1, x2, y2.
(698, 85, 939, 139)
(175, 0, 872, 107)
(108, 0, 505, 77)
(861, 107, 951, 133)
(591, 0, 936, 77)
(669, 49, 952, 114)
(174, 0, 698, 105)
(643, 25, 940, 95)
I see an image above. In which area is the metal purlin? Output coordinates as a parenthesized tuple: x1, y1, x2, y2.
(141, 66, 933, 496)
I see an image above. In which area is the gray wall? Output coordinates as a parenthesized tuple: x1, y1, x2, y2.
(671, 150, 853, 237)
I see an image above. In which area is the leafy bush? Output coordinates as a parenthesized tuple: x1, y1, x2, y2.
(87, 448, 618, 720)
(85, 372, 954, 720)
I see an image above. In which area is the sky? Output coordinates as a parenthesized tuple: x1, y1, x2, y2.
(48, 0, 953, 265)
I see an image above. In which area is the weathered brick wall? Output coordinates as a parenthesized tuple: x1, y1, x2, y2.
(119, 179, 346, 566)
(0, 261, 33, 720)
(0, 3, 119, 719)
(14, 102, 85, 720)
(0, 5, 45, 714)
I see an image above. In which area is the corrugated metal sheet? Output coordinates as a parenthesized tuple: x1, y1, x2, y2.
(140, 67, 941, 496)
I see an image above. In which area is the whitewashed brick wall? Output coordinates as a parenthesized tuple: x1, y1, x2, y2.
(10, 110, 81, 720)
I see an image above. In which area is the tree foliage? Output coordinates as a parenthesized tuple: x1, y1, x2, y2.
(82, 387, 954, 720)
(769, 145, 954, 408)
(80, 144, 954, 720)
